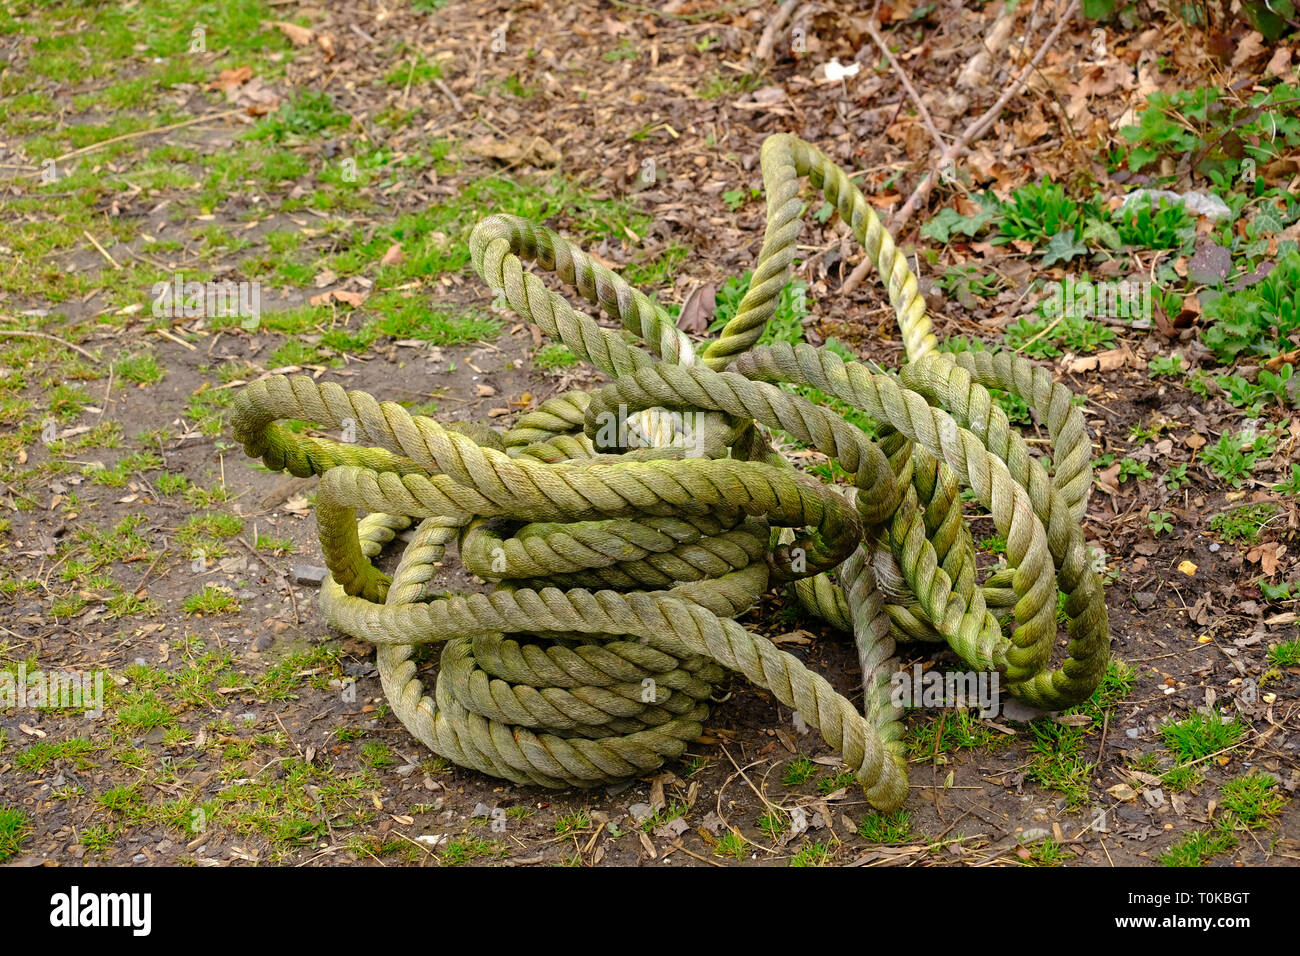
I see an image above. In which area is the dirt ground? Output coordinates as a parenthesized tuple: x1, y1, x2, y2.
(0, 0, 1297, 868)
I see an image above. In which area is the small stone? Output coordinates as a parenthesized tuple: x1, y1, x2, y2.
(132, 853, 147, 864)
(291, 565, 328, 587)
(1019, 827, 1051, 844)
(1125, 728, 1140, 739)
(472, 802, 493, 818)
(628, 802, 654, 824)
(1209, 542, 1220, 553)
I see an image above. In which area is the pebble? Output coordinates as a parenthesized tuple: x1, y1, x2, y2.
(1019, 827, 1051, 843)
(1209, 542, 1220, 553)
(291, 565, 328, 587)
(132, 854, 147, 864)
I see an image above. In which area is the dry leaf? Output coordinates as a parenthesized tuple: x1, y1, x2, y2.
(466, 135, 561, 168)
(308, 289, 365, 308)
(316, 32, 336, 60)
(1178, 560, 1198, 576)
(1107, 783, 1138, 801)
(207, 66, 253, 92)
(267, 20, 313, 46)
(475, 383, 497, 398)
(676, 282, 716, 335)
(380, 244, 405, 266)
(1230, 31, 1266, 69)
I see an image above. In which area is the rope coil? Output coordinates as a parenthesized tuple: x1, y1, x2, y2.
(230, 134, 1110, 810)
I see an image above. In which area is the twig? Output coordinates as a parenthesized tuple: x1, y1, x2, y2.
(753, 0, 799, 66)
(433, 77, 463, 115)
(865, 20, 946, 156)
(0, 329, 100, 362)
(48, 108, 248, 165)
(399, 58, 416, 109)
(842, 0, 1080, 294)
(83, 229, 122, 270)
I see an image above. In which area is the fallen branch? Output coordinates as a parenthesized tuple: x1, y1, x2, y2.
(47, 108, 249, 166)
(865, 20, 946, 155)
(843, 0, 1080, 295)
(0, 329, 101, 362)
(753, 0, 799, 66)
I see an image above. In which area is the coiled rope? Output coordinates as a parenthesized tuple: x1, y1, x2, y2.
(230, 134, 1109, 810)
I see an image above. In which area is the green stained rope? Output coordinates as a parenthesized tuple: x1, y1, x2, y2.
(229, 134, 1110, 810)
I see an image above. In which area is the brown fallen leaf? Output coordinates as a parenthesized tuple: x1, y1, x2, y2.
(475, 383, 497, 398)
(207, 66, 253, 92)
(380, 243, 405, 267)
(466, 135, 561, 168)
(316, 32, 336, 60)
(676, 282, 716, 335)
(266, 20, 313, 46)
(1247, 541, 1285, 577)
(308, 289, 366, 308)
(1096, 462, 1121, 495)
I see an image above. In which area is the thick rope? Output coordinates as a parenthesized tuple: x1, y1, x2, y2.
(229, 133, 1109, 810)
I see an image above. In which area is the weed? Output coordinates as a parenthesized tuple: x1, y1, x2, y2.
(1209, 503, 1279, 544)
(0, 807, 33, 862)
(857, 809, 912, 844)
(1159, 712, 1244, 763)
(781, 756, 817, 787)
(1159, 827, 1237, 867)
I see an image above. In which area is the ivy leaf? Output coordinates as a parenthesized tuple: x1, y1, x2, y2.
(920, 208, 964, 243)
(1082, 219, 1122, 251)
(1041, 230, 1088, 266)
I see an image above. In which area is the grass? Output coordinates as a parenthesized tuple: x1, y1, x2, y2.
(1219, 771, 1287, 829)
(182, 585, 239, 616)
(1268, 639, 1300, 667)
(1159, 827, 1238, 867)
(0, 807, 33, 862)
(781, 756, 817, 787)
(1209, 503, 1280, 545)
(857, 809, 912, 844)
(554, 810, 591, 835)
(1159, 771, 1287, 866)
(1159, 712, 1244, 763)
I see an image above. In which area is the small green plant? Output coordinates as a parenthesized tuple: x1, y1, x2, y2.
(1209, 503, 1279, 544)
(1219, 771, 1287, 830)
(182, 585, 238, 616)
(1147, 353, 1184, 377)
(1267, 638, 1300, 666)
(789, 841, 834, 866)
(0, 807, 32, 863)
(533, 343, 578, 370)
(1147, 511, 1173, 535)
(554, 810, 591, 835)
(1202, 251, 1300, 363)
(1159, 827, 1237, 867)
(1118, 458, 1153, 483)
(1159, 712, 1244, 763)
(1202, 429, 1276, 487)
(995, 178, 1086, 246)
(714, 830, 746, 860)
(857, 809, 912, 844)
(781, 756, 817, 787)
(1273, 464, 1300, 496)
(1164, 462, 1189, 492)
(757, 808, 789, 840)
